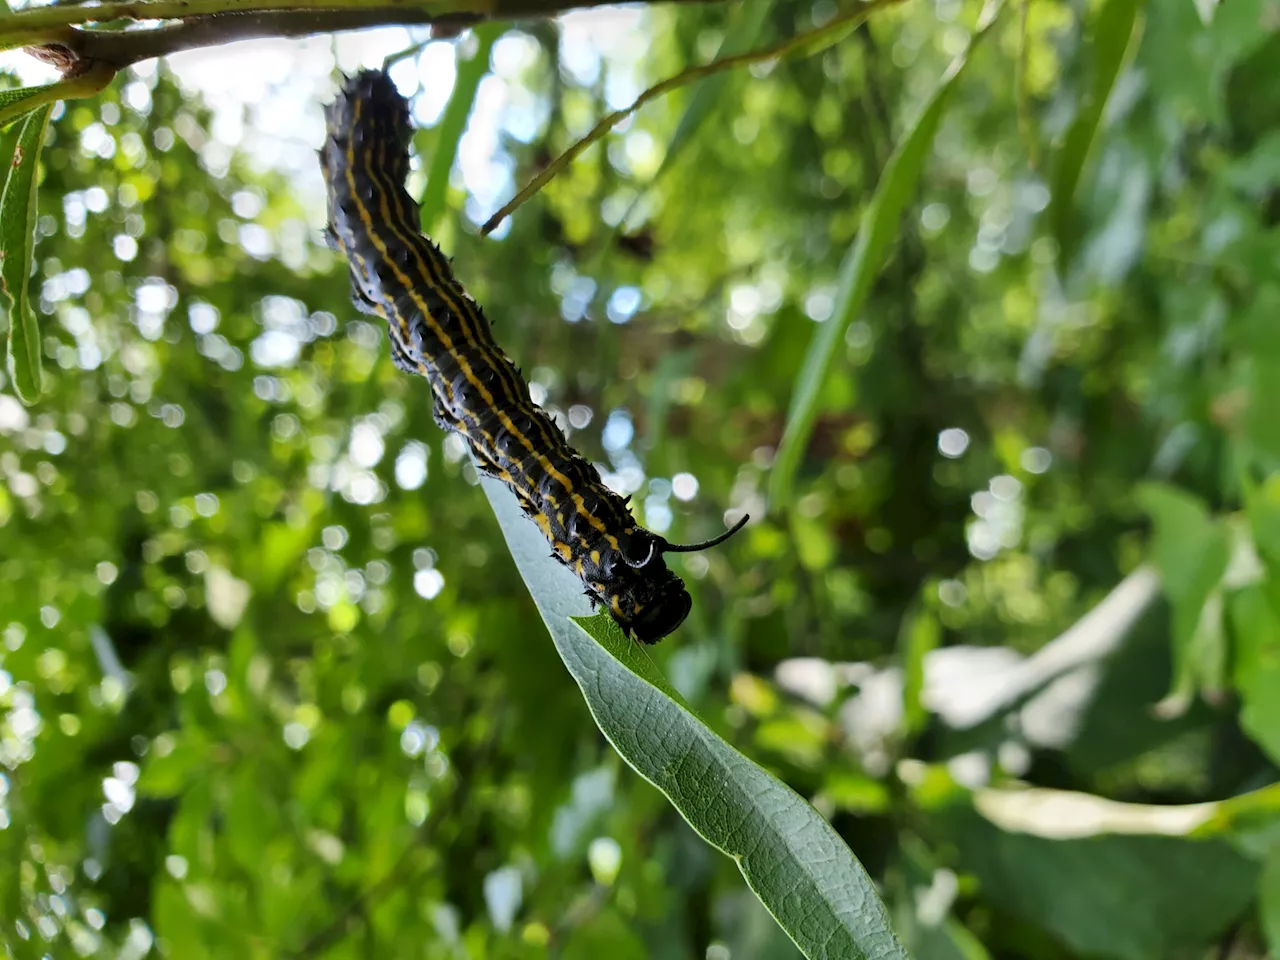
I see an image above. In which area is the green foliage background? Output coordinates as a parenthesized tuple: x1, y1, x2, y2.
(3, 0, 1280, 956)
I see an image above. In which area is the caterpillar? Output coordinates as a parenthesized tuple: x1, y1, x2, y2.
(320, 70, 746, 643)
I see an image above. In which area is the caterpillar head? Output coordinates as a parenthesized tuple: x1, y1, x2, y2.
(607, 514, 749, 644)
(610, 568, 693, 645)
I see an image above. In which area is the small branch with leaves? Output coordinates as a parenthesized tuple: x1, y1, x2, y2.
(480, 0, 913, 235)
(0, 0, 916, 404)
(0, 0, 716, 404)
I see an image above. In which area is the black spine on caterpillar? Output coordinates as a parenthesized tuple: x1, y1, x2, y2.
(320, 70, 746, 643)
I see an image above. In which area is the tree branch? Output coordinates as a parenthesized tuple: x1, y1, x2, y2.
(5, 1, 439, 51)
(31, 8, 446, 71)
(2, 0, 719, 56)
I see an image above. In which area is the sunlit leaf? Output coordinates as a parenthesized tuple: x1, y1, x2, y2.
(768, 7, 1000, 509)
(1230, 583, 1280, 766)
(2, 103, 51, 403)
(0, 86, 52, 129)
(651, 0, 775, 184)
(899, 604, 940, 737)
(1261, 848, 1280, 958)
(417, 25, 502, 234)
(1135, 483, 1231, 710)
(1047, 0, 1144, 263)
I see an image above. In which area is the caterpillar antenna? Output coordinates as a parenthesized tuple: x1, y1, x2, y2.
(660, 514, 750, 554)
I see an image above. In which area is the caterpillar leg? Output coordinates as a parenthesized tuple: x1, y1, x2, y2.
(471, 450, 506, 480)
(351, 283, 384, 318)
(429, 397, 462, 433)
(387, 331, 424, 378)
(426, 399, 502, 483)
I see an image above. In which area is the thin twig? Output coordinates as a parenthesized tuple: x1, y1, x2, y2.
(382, 11, 480, 65)
(480, 0, 914, 235)
(382, 36, 433, 70)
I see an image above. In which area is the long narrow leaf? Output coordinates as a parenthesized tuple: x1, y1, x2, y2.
(1046, 0, 1144, 262)
(2, 104, 51, 403)
(768, 7, 1000, 510)
(417, 25, 501, 234)
(480, 474, 912, 960)
(654, 0, 775, 183)
(608, 0, 776, 233)
(0, 65, 115, 132)
(0, 86, 52, 129)
(898, 604, 939, 738)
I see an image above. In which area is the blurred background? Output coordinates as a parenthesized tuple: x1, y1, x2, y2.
(2, 0, 1280, 956)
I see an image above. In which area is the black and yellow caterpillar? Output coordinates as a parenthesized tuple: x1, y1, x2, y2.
(320, 70, 745, 643)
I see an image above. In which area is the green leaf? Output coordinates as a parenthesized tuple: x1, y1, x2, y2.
(948, 809, 1257, 960)
(1242, 286, 1280, 456)
(2, 103, 51, 404)
(0, 67, 114, 132)
(642, 345, 698, 455)
(479, 474, 911, 960)
(1067, 600, 1209, 777)
(899, 605, 940, 738)
(562, 908, 650, 960)
(1134, 482, 1231, 708)
(895, 835, 993, 960)
(1243, 471, 1280, 568)
(1225, 130, 1280, 197)
(1247, 360, 1280, 458)
(1047, 0, 1144, 263)
(1261, 848, 1280, 958)
(1229, 583, 1280, 766)
(137, 736, 212, 799)
(417, 25, 502, 235)
(1226, 31, 1280, 151)
(153, 881, 216, 960)
(0, 86, 53, 129)
(906, 917, 991, 960)
(790, 511, 836, 570)
(610, 0, 779, 236)
(768, 8, 999, 510)
(652, 0, 776, 184)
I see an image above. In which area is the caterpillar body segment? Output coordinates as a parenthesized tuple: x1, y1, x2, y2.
(322, 71, 745, 642)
